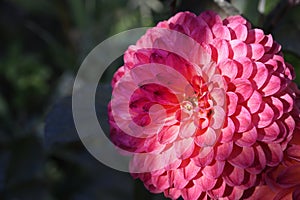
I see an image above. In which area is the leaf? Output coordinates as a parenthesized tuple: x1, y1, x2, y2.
(44, 96, 79, 148)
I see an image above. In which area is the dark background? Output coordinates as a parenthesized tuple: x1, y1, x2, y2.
(0, 0, 299, 199)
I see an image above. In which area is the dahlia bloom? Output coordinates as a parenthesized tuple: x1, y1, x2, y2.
(108, 11, 300, 199)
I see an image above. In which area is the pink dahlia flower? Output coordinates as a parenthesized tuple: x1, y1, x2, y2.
(108, 11, 300, 199)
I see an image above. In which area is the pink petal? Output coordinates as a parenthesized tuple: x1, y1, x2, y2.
(220, 118, 235, 143)
(212, 24, 231, 40)
(232, 105, 252, 133)
(235, 57, 253, 78)
(199, 10, 222, 27)
(202, 160, 225, 179)
(151, 173, 170, 190)
(174, 138, 195, 159)
(212, 39, 230, 63)
(232, 78, 254, 102)
(252, 62, 268, 89)
(164, 188, 181, 199)
(211, 105, 226, 129)
(179, 120, 197, 138)
(180, 161, 201, 181)
(224, 164, 245, 186)
(193, 174, 217, 191)
(171, 169, 189, 189)
(245, 29, 264, 43)
(257, 122, 281, 142)
(262, 143, 283, 167)
(195, 127, 217, 147)
(246, 144, 267, 174)
(261, 75, 282, 96)
(267, 96, 284, 119)
(192, 147, 214, 167)
(157, 125, 179, 144)
(254, 102, 274, 128)
(228, 145, 255, 168)
(230, 40, 248, 59)
(246, 90, 262, 113)
(227, 23, 248, 41)
(218, 59, 238, 81)
(181, 184, 202, 200)
(234, 126, 258, 147)
(279, 93, 294, 113)
(227, 92, 238, 116)
(210, 88, 226, 107)
(215, 141, 233, 161)
(260, 34, 274, 52)
(208, 179, 226, 199)
(247, 43, 265, 60)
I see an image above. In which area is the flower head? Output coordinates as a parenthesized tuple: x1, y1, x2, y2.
(108, 11, 300, 199)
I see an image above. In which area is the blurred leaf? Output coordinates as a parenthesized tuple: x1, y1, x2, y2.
(44, 96, 79, 148)
(272, 5, 300, 56)
(231, 0, 261, 25)
(6, 136, 45, 188)
(284, 51, 300, 85)
(264, 0, 281, 14)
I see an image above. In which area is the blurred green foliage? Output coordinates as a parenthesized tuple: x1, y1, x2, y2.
(0, 0, 299, 200)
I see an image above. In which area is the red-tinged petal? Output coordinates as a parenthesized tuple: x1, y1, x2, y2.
(232, 105, 252, 133)
(192, 147, 214, 167)
(195, 127, 217, 147)
(254, 102, 274, 128)
(226, 187, 244, 199)
(287, 145, 300, 161)
(246, 144, 267, 174)
(284, 114, 296, 136)
(247, 43, 265, 60)
(230, 40, 247, 59)
(279, 92, 294, 113)
(267, 96, 284, 119)
(227, 92, 238, 116)
(151, 173, 170, 190)
(257, 122, 281, 142)
(232, 78, 254, 102)
(246, 29, 264, 43)
(199, 10, 222, 27)
(181, 184, 202, 200)
(193, 174, 217, 191)
(246, 90, 262, 114)
(262, 143, 283, 167)
(215, 142, 233, 161)
(157, 125, 179, 144)
(224, 164, 245, 186)
(234, 126, 257, 147)
(239, 171, 257, 189)
(171, 169, 189, 189)
(277, 164, 300, 187)
(252, 62, 268, 89)
(211, 105, 226, 129)
(164, 188, 181, 199)
(202, 160, 225, 179)
(260, 34, 274, 52)
(210, 87, 226, 107)
(192, 26, 214, 44)
(179, 120, 197, 138)
(218, 59, 238, 81)
(228, 145, 255, 168)
(181, 161, 201, 181)
(220, 118, 235, 143)
(212, 39, 230, 63)
(227, 23, 248, 41)
(212, 24, 231, 40)
(224, 15, 250, 28)
(208, 179, 226, 199)
(174, 138, 195, 159)
(261, 75, 282, 96)
(235, 57, 253, 78)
